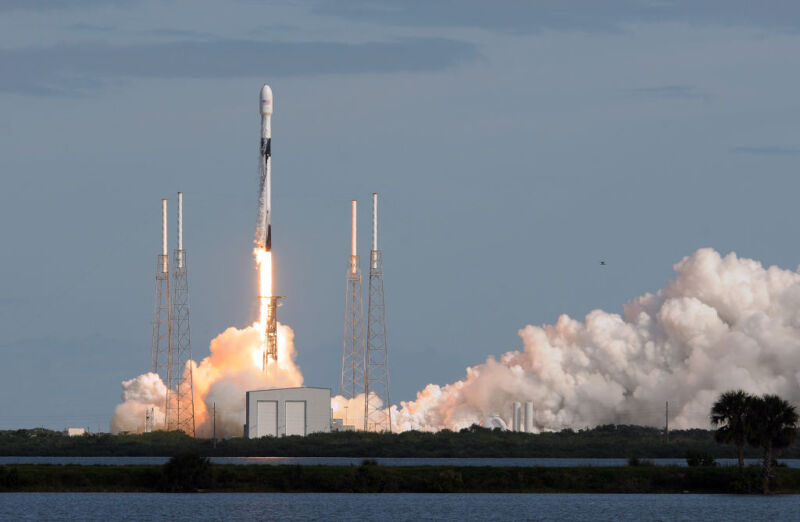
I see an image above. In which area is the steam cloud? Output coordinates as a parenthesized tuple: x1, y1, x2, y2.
(384, 248, 800, 432)
(114, 248, 800, 435)
(111, 322, 302, 437)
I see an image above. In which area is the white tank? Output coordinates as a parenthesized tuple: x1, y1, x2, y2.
(525, 402, 534, 433)
(260, 84, 273, 115)
(513, 402, 522, 432)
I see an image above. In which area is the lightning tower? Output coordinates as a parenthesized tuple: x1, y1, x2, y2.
(341, 200, 366, 418)
(151, 199, 172, 429)
(365, 193, 391, 432)
(168, 192, 195, 435)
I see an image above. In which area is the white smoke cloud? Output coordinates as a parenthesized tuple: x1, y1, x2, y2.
(389, 248, 800, 432)
(115, 248, 800, 436)
(111, 322, 303, 437)
(110, 372, 166, 434)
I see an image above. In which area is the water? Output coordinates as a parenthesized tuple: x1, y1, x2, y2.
(0, 492, 796, 521)
(0, 456, 797, 467)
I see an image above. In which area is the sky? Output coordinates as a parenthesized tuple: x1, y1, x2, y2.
(2, 1, 800, 432)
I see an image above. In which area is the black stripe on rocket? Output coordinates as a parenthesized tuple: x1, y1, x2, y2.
(261, 137, 272, 250)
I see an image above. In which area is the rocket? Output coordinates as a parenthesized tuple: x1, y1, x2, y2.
(259, 84, 273, 251)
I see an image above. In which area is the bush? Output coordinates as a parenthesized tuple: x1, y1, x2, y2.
(627, 456, 654, 467)
(686, 451, 717, 467)
(160, 453, 213, 492)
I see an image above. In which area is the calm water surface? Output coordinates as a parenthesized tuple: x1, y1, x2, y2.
(0, 492, 796, 521)
(1, 456, 797, 467)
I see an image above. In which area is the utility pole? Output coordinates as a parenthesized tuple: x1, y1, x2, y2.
(213, 402, 217, 449)
(665, 401, 669, 443)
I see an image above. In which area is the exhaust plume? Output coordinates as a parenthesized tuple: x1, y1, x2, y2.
(116, 247, 800, 435)
(111, 247, 302, 437)
(339, 248, 800, 432)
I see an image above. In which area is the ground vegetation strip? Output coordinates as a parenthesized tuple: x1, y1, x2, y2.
(1, 462, 799, 494)
(3, 425, 799, 458)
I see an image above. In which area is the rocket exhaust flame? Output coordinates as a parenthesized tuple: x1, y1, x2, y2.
(255, 247, 281, 367)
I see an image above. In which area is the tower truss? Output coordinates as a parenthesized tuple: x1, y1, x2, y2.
(341, 201, 365, 419)
(151, 199, 172, 430)
(262, 295, 283, 369)
(168, 192, 195, 435)
(365, 193, 391, 432)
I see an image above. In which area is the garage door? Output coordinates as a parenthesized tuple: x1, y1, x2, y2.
(285, 401, 306, 436)
(256, 400, 277, 438)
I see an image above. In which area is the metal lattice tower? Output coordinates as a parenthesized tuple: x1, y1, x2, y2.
(151, 199, 172, 430)
(262, 295, 282, 369)
(341, 200, 366, 422)
(365, 193, 391, 432)
(168, 192, 196, 436)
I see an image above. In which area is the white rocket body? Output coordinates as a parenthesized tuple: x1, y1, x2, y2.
(259, 84, 273, 250)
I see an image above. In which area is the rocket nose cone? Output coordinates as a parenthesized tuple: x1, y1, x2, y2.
(260, 84, 273, 115)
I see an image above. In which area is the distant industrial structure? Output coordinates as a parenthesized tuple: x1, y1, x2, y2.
(511, 401, 535, 433)
(245, 387, 332, 438)
(340, 196, 392, 432)
(150, 193, 196, 435)
(482, 402, 535, 432)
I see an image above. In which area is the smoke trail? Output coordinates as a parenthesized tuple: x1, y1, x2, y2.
(336, 248, 800, 432)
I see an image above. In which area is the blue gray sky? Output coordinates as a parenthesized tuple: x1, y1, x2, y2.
(2, 1, 800, 431)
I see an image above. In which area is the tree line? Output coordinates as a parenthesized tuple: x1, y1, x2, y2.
(710, 390, 798, 493)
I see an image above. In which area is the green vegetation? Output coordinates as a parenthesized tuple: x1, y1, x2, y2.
(161, 453, 213, 492)
(711, 390, 799, 494)
(1, 462, 799, 493)
(685, 451, 716, 467)
(710, 390, 750, 470)
(3, 424, 800, 458)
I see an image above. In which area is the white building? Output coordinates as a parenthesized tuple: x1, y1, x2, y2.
(63, 427, 86, 437)
(245, 387, 332, 438)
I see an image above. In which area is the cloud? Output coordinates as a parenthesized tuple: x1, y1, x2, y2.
(0, 38, 478, 96)
(311, 0, 800, 34)
(629, 85, 710, 101)
(0, 0, 133, 12)
(142, 28, 217, 40)
(65, 23, 117, 33)
(730, 146, 800, 156)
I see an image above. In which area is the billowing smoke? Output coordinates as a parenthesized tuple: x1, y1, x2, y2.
(116, 247, 800, 435)
(111, 322, 302, 436)
(382, 248, 800, 432)
(110, 372, 166, 434)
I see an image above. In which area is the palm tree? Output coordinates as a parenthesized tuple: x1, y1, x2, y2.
(710, 390, 752, 471)
(746, 394, 799, 494)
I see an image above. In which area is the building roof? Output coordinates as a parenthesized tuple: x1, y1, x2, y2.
(247, 386, 331, 393)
